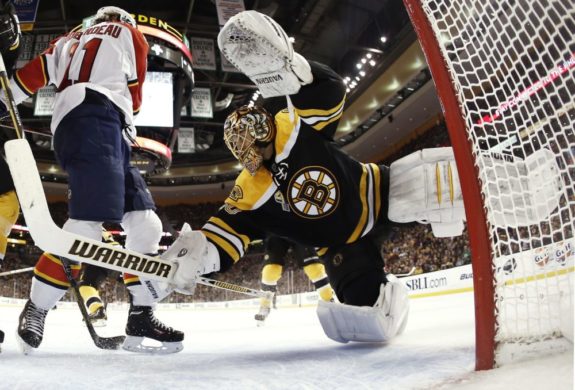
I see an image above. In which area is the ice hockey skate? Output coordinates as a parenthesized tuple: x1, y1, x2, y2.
(254, 305, 271, 326)
(122, 305, 184, 354)
(17, 299, 48, 354)
(85, 306, 107, 328)
(255, 295, 273, 326)
(79, 281, 109, 327)
(0, 329, 4, 352)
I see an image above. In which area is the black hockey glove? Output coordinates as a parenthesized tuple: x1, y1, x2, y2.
(0, 99, 7, 119)
(0, 2, 20, 52)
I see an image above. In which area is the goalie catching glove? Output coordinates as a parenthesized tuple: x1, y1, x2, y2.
(217, 10, 312, 98)
(162, 223, 220, 294)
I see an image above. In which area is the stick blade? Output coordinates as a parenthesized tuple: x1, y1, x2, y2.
(4, 139, 53, 225)
(94, 335, 126, 350)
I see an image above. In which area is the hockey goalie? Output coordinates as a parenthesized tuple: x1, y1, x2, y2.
(152, 10, 481, 344)
(161, 10, 564, 345)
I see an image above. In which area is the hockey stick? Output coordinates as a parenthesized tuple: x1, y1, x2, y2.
(1, 56, 267, 303)
(0, 52, 23, 139)
(197, 276, 273, 299)
(0, 54, 176, 283)
(198, 268, 416, 299)
(396, 267, 417, 278)
(0, 266, 34, 277)
(60, 257, 126, 350)
(0, 269, 269, 299)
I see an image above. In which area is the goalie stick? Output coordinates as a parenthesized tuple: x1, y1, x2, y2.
(197, 276, 273, 299)
(199, 269, 414, 298)
(60, 258, 125, 350)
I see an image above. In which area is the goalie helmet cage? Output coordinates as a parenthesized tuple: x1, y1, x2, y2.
(403, 0, 574, 370)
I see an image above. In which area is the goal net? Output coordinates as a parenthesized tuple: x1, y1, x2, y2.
(404, 0, 574, 369)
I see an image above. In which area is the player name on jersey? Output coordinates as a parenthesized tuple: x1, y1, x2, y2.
(83, 24, 123, 38)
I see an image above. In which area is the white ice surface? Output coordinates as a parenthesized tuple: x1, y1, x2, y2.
(0, 292, 572, 390)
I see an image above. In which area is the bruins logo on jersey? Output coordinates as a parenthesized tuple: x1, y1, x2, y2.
(288, 166, 339, 219)
(229, 185, 243, 201)
(223, 203, 242, 215)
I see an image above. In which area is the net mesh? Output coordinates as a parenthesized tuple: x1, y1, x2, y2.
(419, 0, 574, 364)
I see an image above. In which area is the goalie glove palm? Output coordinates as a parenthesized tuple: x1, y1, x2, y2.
(218, 10, 312, 98)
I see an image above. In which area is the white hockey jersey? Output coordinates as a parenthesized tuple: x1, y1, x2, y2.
(8, 21, 148, 132)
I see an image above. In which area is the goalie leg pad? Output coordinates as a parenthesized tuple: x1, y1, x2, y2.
(388, 147, 465, 237)
(317, 276, 409, 343)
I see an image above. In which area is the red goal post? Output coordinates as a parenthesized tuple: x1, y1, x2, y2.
(403, 0, 574, 370)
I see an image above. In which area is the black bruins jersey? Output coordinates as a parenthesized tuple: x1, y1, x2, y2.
(0, 30, 20, 196)
(0, 21, 22, 195)
(264, 235, 320, 267)
(201, 62, 387, 270)
(0, 157, 14, 195)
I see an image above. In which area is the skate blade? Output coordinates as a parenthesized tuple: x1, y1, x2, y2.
(90, 319, 107, 328)
(254, 313, 269, 321)
(122, 336, 183, 355)
(256, 320, 266, 327)
(15, 331, 35, 355)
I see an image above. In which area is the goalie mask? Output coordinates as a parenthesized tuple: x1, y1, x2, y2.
(92, 6, 136, 27)
(224, 105, 276, 175)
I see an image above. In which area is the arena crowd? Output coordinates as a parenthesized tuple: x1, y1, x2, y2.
(0, 120, 478, 303)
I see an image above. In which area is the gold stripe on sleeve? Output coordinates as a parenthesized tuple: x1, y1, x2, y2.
(208, 217, 251, 248)
(203, 230, 241, 262)
(346, 165, 369, 243)
(295, 97, 345, 119)
(370, 164, 382, 219)
(311, 110, 344, 131)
